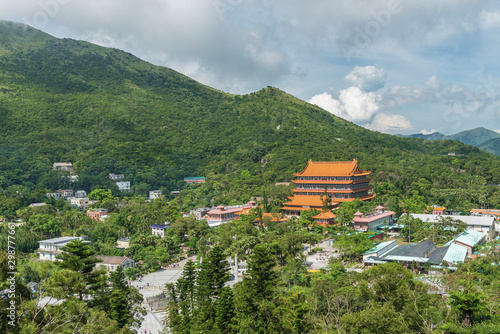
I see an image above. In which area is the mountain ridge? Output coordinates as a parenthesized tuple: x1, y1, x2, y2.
(0, 21, 499, 207)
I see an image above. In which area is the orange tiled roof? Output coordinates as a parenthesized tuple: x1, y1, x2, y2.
(283, 195, 329, 208)
(281, 206, 315, 211)
(433, 207, 446, 211)
(294, 159, 370, 177)
(312, 211, 336, 219)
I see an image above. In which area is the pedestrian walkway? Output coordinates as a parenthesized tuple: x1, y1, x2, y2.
(135, 311, 164, 334)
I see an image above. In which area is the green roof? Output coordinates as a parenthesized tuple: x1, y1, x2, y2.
(443, 244, 467, 265)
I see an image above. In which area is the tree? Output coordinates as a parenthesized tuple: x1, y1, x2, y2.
(55, 239, 102, 299)
(234, 244, 281, 333)
(88, 188, 115, 202)
(194, 246, 232, 332)
(168, 260, 197, 334)
(109, 266, 131, 327)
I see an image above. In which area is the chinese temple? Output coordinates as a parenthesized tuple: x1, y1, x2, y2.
(281, 159, 375, 217)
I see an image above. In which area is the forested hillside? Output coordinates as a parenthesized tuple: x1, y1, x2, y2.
(1, 21, 500, 210)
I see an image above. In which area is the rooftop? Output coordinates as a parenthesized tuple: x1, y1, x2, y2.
(38, 236, 86, 244)
(294, 159, 371, 177)
(409, 214, 495, 227)
(363, 240, 397, 256)
(451, 229, 486, 247)
(96, 255, 131, 265)
(283, 195, 330, 208)
(442, 243, 468, 265)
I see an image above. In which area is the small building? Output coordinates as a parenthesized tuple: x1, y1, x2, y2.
(96, 255, 135, 272)
(184, 177, 206, 184)
(117, 237, 131, 249)
(432, 207, 446, 215)
(70, 198, 92, 211)
(151, 224, 172, 238)
(169, 191, 180, 197)
(38, 236, 90, 261)
(116, 181, 131, 192)
(149, 190, 162, 200)
(52, 162, 74, 172)
(444, 229, 486, 256)
(312, 211, 337, 226)
(109, 173, 124, 180)
(470, 209, 500, 219)
(29, 203, 47, 208)
(353, 205, 395, 232)
(75, 190, 87, 198)
(205, 201, 257, 227)
(86, 209, 108, 221)
(362, 240, 397, 262)
(185, 207, 211, 220)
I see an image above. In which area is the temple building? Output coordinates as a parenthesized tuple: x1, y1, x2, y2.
(281, 159, 375, 217)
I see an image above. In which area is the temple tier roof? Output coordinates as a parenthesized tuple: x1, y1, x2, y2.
(292, 178, 372, 185)
(312, 211, 336, 219)
(283, 195, 335, 208)
(293, 159, 371, 177)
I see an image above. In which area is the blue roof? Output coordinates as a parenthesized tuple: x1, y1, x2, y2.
(443, 244, 468, 265)
(150, 225, 171, 229)
(445, 229, 486, 247)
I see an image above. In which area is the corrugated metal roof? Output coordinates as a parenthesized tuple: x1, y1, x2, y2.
(409, 214, 494, 227)
(454, 229, 486, 247)
(383, 255, 428, 263)
(427, 247, 448, 265)
(362, 240, 396, 255)
(444, 229, 486, 247)
(443, 243, 467, 265)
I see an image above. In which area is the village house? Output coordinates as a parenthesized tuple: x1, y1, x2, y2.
(184, 177, 205, 184)
(116, 181, 131, 192)
(86, 208, 108, 221)
(117, 237, 131, 249)
(149, 190, 162, 200)
(108, 173, 124, 180)
(96, 255, 135, 272)
(281, 159, 375, 217)
(70, 197, 97, 211)
(52, 162, 74, 172)
(151, 223, 172, 238)
(75, 190, 87, 198)
(38, 236, 90, 261)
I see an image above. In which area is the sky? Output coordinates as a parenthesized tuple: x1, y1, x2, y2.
(2, 0, 500, 135)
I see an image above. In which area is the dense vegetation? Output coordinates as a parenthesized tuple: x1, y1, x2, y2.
(0, 21, 500, 213)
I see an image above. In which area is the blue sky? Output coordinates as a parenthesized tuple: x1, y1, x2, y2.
(2, 0, 500, 134)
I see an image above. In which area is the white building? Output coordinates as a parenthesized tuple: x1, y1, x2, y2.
(409, 214, 496, 236)
(75, 190, 87, 198)
(109, 173, 125, 180)
(38, 236, 90, 261)
(149, 190, 162, 200)
(70, 198, 97, 211)
(96, 255, 135, 272)
(52, 162, 74, 172)
(116, 181, 131, 192)
(151, 224, 172, 238)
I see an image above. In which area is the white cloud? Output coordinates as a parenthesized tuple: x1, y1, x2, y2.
(480, 11, 500, 29)
(420, 129, 437, 135)
(344, 66, 386, 91)
(308, 86, 380, 122)
(365, 113, 413, 133)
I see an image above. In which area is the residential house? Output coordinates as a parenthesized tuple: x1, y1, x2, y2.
(86, 209, 108, 221)
(149, 190, 162, 200)
(52, 162, 74, 172)
(38, 236, 90, 261)
(204, 201, 258, 227)
(75, 190, 87, 198)
(96, 255, 135, 272)
(184, 177, 205, 184)
(116, 181, 131, 192)
(151, 223, 172, 238)
(109, 173, 124, 180)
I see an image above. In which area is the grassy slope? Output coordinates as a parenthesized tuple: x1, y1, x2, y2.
(0, 21, 499, 199)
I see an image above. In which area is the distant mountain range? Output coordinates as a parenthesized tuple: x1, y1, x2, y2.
(399, 127, 500, 156)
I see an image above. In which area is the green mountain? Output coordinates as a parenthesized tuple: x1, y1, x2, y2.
(401, 127, 500, 155)
(0, 21, 499, 207)
(448, 127, 500, 147)
(479, 138, 500, 156)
